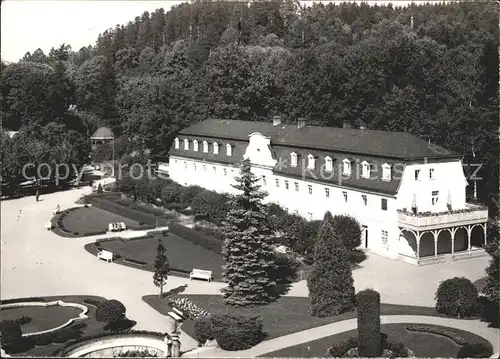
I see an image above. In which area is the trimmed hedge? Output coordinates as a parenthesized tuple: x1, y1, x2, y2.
(457, 343, 493, 358)
(1, 297, 46, 304)
(14, 316, 32, 325)
(29, 322, 87, 347)
(193, 315, 215, 346)
(210, 313, 264, 351)
(0, 320, 22, 348)
(435, 277, 479, 317)
(356, 289, 382, 357)
(406, 325, 467, 345)
(96, 299, 126, 324)
(169, 223, 222, 255)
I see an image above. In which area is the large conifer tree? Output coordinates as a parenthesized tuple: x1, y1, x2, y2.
(307, 211, 356, 316)
(221, 158, 276, 306)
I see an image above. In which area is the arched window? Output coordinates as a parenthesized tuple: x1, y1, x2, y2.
(226, 143, 232, 156)
(307, 154, 315, 170)
(203, 141, 208, 153)
(324, 156, 333, 172)
(174, 138, 179, 149)
(193, 140, 199, 152)
(361, 161, 370, 178)
(184, 139, 189, 150)
(290, 152, 298, 167)
(342, 159, 351, 175)
(213, 142, 219, 155)
(382, 163, 391, 181)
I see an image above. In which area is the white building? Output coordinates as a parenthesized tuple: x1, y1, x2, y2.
(167, 118, 489, 265)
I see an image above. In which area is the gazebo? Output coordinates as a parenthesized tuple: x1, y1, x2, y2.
(90, 127, 114, 149)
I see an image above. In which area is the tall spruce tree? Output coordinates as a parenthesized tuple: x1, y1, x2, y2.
(221, 158, 276, 306)
(153, 239, 169, 298)
(307, 211, 356, 317)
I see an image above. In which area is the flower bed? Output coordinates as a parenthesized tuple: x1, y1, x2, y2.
(168, 298, 210, 319)
(406, 325, 467, 345)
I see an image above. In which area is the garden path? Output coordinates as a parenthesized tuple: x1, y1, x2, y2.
(181, 315, 500, 358)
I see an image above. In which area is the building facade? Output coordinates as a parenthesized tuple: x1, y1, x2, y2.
(166, 118, 489, 265)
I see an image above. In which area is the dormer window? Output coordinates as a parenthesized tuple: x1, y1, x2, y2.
(324, 156, 333, 172)
(361, 161, 370, 178)
(226, 143, 232, 156)
(184, 139, 189, 150)
(342, 159, 351, 175)
(213, 142, 219, 154)
(382, 163, 391, 181)
(290, 152, 298, 167)
(203, 141, 208, 153)
(307, 154, 315, 170)
(174, 138, 179, 149)
(193, 140, 199, 152)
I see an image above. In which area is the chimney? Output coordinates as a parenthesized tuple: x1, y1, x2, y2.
(342, 120, 352, 129)
(273, 116, 281, 126)
(297, 118, 306, 129)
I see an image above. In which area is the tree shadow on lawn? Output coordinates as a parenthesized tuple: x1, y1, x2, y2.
(104, 318, 137, 331)
(143, 295, 451, 341)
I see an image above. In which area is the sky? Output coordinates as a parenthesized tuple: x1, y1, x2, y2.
(1, 0, 440, 63)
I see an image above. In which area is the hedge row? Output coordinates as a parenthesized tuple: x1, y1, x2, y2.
(1, 297, 46, 304)
(406, 325, 467, 345)
(29, 322, 88, 348)
(169, 223, 222, 255)
(357, 289, 382, 357)
(326, 336, 411, 357)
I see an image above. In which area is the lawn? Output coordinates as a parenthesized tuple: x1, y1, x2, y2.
(1, 304, 83, 334)
(2, 295, 109, 357)
(60, 206, 139, 233)
(85, 232, 224, 279)
(143, 294, 447, 341)
(262, 323, 493, 358)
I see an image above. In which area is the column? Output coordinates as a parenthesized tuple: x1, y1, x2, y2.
(450, 227, 456, 255)
(467, 225, 472, 254)
(433, 230, 438, 258)
(416, 232, 421, 262)
(483, 223, 487, 247)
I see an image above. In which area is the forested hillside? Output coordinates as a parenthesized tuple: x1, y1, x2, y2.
(1, 0, 498, 209)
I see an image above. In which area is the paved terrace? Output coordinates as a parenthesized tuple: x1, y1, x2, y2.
(0, 188, 495, 354)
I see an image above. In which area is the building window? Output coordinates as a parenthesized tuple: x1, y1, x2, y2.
(226, 143, 232, 156)
(343, 191, 348, 202)
(290, 152, 298, 167)
(325, 188, 330, 198)
(361, 161, 370, 178)
(415, 169, 420, 180)
(213, 166, 216, 174)
(223, 168, 227, 176)
(284, 180, 289, 190)
(432, 190, 439, 205)
(262, 175, 266, 186)
(184, 161, 187, 169)
(193, 163, 197, 171)
(203, 165, 206, 172)
(174, 138, 179, 149)
(429, 168, 435, 179)
(324, 156, 333, 172)
(193, 140, 198, 152)
(382, 163, 391, 181)
(203, 141, 208, 153)
(342, 159, 351, 175)
(275, 178, 280, 188)
(184, 139, 189, 150)
(213, 142, 219, 154)
(381, 230, 389, 250)
(362, 194, 367, 206)
(307, 154, 315, 170)
(294, 182, 299, 192)
(381, 198, 388, 211)
(308, 185, 313, 195)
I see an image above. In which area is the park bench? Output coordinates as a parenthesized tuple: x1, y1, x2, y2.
(172, 307, 186, 319)
(190, 269, 212, 282)
(44, 221, 52, 231)
(108, 222, 126, 232)
(97, 249, 113, 263)
(168, 311, 183, 322)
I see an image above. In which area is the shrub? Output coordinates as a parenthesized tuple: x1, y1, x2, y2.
(0, 320, 22, 348)
(211, 313, 264, 351)
(161, 183, 183, 205)
(457, 343, 493, 358)
(193, 315, 215, 346)
(14, 316, 32, 325)
(356, 289, 382, 357)
(406, 325, 467, 345)
(117, 349, 158, 357)
(331, 215, 362, 252)
(180, 185, 205, 208)
(270, 253, 300, 284)
(385, 341, 411, 357)
(435, 277, 479, 317)
(96, 299, 126, 324)
(327, 336, 358, 357)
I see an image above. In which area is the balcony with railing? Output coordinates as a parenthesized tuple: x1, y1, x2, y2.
(397, 203, 488, 230)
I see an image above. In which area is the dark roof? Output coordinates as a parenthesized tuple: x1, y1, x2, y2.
(90, 127, 114, 139)
(180, 119, 458, 160)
